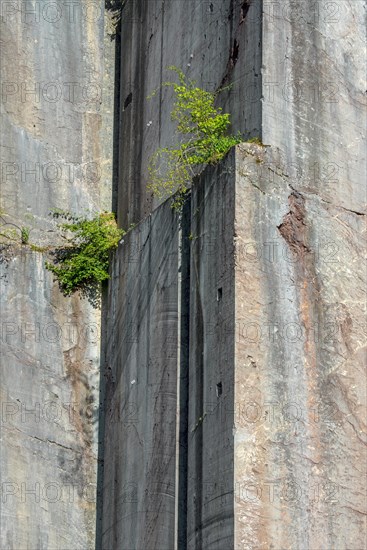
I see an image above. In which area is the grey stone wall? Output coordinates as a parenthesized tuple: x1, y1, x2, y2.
(0, 1, 113, 547)
(2, 0, 364, 548)
(186, 156, 236, 549)
(262, 0, 366, 213)
(100, 202, 180, 549)
(0, 248, 100, 550)
(234, 144, 366, 549)
(0, 0, 111, 241)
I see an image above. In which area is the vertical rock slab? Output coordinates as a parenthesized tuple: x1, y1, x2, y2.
(0, 0, 110, 235)
(0, 1, 113, 547)
(0, 248, 100, 550)
(176, 142, 365, 548)
(100, 0, 366, 548)
(250, 2, 367, 545)
(101, 204, 180, 549)
(187, 155, 236, 549)
(101, 135, 365, 548)
(234, 144, 366, 549)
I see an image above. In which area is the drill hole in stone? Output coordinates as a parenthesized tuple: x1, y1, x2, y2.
(216, 382, 223, 397)
(123, 92, 132, 110)
(217, 287, 223, 301)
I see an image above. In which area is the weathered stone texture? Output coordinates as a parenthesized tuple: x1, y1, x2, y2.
(0, 0, 111, 245)
(0, 248, 100, 550)
(186, 157, 236, 549)
(262, 0, 366, 213)
(0, 1, 113, 548)
(1, 0, 364, 548)
(101, 203, 180, 549)
(101, 141, 365, 548)
(234, 144, 366, 549)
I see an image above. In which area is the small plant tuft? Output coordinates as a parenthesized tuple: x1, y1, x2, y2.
(21, 226, 30, 244)
(45, 211, 124, 302)
(30, 244, 48, 253)
(246, 137, 264, 146)
(147, 66, 242, 209)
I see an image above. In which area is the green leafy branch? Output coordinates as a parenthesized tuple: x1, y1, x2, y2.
(45, 210, 124, 302)
(147, 66, 242, 209)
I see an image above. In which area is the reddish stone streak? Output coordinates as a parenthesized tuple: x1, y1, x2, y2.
(277, 192, 311, 258)
(279, 191, 323, 469)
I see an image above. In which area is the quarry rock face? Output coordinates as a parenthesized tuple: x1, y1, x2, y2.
(0, 249, 100, 549)
(233, 144, 366, 549)
(100, 203, 180, 549)
(100, 0, 366, 548)
(101, 144, 366, 549)
(0, 1, 114, 547)
(1, 0, 366, 548)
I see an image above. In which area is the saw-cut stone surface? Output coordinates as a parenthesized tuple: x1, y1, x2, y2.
(102, 142, 366, 548)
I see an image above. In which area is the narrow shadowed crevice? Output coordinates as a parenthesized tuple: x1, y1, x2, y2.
(231, 38, 239, 66)
(216, 0, 263, 141)
(133, 0, 148, 225)
(259, 0, 263, 142)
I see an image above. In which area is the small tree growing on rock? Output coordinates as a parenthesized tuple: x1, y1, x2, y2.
(147, 66, 242, 209)
(45, 210, 124, 304)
